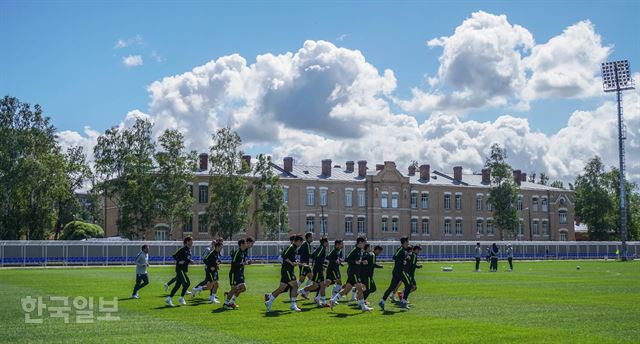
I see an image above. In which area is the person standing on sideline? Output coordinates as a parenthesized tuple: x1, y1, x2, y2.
(132, 244, 150, 299)
(506, 243, 514, 271)
(166, 237, 195, 306)
(489, 243, 499, 272)
(474, 243, 482, 272)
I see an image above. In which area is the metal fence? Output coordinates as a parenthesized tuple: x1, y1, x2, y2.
(1, 240, 638, 267)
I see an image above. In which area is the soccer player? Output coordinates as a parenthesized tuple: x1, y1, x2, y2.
(265, 235, 304, 313)
(297, 232, 314, 294)
(404, 245, 423, 304)
(489, 242, 499, 272)
(391, 245, 413, 302)
(223, 239, 249, 309)
(379, 237, 412, 310)
(361, 244, 383, 303)
(506, 243, 514, 271)
(131, 244, 149, 299)
(192, 241, 223, 303)
(324, 239, 344, 302)
(329, 236, 371, 311)
(474, 242, 482, 272)
(299, 236, 329, 306)
(192, 240, 215, 293)
(166, 237, 195, 307)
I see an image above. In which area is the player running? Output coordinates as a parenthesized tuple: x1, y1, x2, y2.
(265, 235, 305, 313)
(402, 245, 423, 306)
(223, 239, 249, 309)
(299, 236, 329, 307)
(192, 240, 223, 303)
(131, 244, 149, 299)
(297, 232, 314, 294)
(378, 237, 412, 310)
(329, 236, 370, 311)
(166, 237, 195, 307)
(324, 239, 344, 302)
(361, 244, 383, 304)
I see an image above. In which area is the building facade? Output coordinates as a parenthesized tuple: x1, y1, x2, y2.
(105, 155, 575, 241)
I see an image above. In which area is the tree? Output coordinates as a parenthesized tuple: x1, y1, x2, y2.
(155, 129, 196, 239)
(538, 173, 549, 186)
(253, 154, 288, 240)
(206, 127, 252, 240)
(0, 96, 69, 239)
(94, 118, 157, 239)
(574, 156, 614, 240)
(550, 180, 564, 189)
(60, 221, 104, 240)
(602, 167, 639, 241)
(53, 146, 93, 239)
(485, 143, 519, 240)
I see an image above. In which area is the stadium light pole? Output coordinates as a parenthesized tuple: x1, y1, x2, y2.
(601, 60, 635, 262)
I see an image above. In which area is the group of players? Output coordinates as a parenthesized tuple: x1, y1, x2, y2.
(132, 233, 423, 312)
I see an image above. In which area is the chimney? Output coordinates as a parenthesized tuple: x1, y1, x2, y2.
(513, 170, 522, 186)
(345, 161, 354, 172)
(481, 168, 491, 184)
(521, 172, 527, 182)
(453, 166, 462, 181)
(408, 165, 416, 176)
(358, 160, 367, 178)
(199, 153, 208, 171)
(376, 164, 384, 171)
(242, 155, 251, 169)
(283, 157, 293, 173)
(419, 164, 430, 181)
(322, 159, 332, 177)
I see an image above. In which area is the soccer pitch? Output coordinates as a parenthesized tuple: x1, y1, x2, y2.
(1, 261, 638, 344)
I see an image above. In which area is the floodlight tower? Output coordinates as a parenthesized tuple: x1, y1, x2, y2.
(601, 60, 635, 261)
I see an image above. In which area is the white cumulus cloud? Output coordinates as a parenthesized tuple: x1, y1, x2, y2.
(122, 55, 143, 67)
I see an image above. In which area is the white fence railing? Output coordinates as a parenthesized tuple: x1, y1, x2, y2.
(1, 240, 638, 266)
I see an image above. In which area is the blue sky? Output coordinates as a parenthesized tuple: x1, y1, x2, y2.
(1, 1, 639, 182)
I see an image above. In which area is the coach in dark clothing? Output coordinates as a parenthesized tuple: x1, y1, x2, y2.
(490, 243, 499, 272)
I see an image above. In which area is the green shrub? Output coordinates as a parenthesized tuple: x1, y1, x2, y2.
(60, 221, 104, 240)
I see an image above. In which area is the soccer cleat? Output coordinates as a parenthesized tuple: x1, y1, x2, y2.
(361, 305, 373, 311)
(265, 300, 273, 313)
(264, 293, 270, 302)
(132, 294, 139, 299)
(400, 301, 410, 309)
(290, 305, 302, 312)
(164, 284, 169, 292)
(323, 303, 331, 308)
(192, 287, 201, 298)
(179, 297, 187, 305)
(165, 297, 173, 307)
(185, 290, 192, 295)
(378, 300, 385, 311)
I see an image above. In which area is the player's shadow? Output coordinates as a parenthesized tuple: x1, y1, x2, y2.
(381, 309, 403, 315)
(189, 299, 211, 306)
(263, 310, 287, 317)
(331, 312, 363, 318)
(211, 307, 231, 314)
(152, 305, 177, 310)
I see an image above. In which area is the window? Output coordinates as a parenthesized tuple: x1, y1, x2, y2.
(542, 220, 549, 235)
(345, 189, 353, 207)
(542, 197, 548, 212)
(381, 192, 388, 208)
(392, 217, 398, 232)
(476, 219, 484, 235)
(306, 216, 315, 233)
(532, 197, 539, 212)
(283, 186, 289, 204)
(559, 210, 567, 224)
(187, 184, 193, 198)
(560, 231, 568, 241)
(183, 217, 193, 233)
(476, 195, 483, 211)
(487, 200, 492, 212)
(455, 194, 462, 210)
(155, 228, 168, 241)
(422, 218, 429, 235)
(358, 189, 366, 207)
(533, 220, 540, 235)
(518, 220, 524, 236)
(444, 219, 452, 235)
(444, 194, 451, 209)
(411, 218, 418, 234)
(357, 217, 365, 233)
(320, 188, 328, 206)
(381, 217, 388, 232)
(320, 216, 327, 235)
(517, 195, 523, 211)
(410, 192, 417, 209)
(198, 214, 207, 233)
(487, 220, 494, 235)
(345, 217, 353, 234)
(455, 219, 462, 235)
(199, 185, 208, 204)
(421, 192, 429, 209)
(307, 189, 315, 206)
(392, 192, 398, 208)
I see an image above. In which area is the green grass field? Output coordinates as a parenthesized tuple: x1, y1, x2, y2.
(1, 260, 638, 343)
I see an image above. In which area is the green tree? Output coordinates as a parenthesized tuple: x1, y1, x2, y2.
(550, 180, 564, 189)
(0, 96, 69, 239)
(574, 156, 614, 240)
(155, 129, 196, 239)
(206, 127, 252, 240)
(253, 154, 288, 240)
(485, 143, 519, 240)
(602, 168, 639, 241)
(53, 146, 93, 239)
(60, 221, 104, 240)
